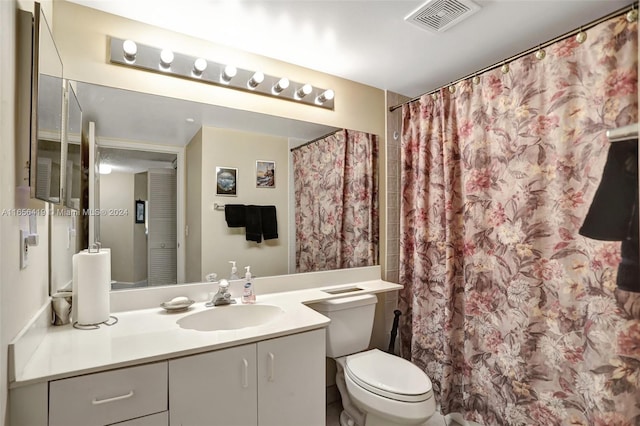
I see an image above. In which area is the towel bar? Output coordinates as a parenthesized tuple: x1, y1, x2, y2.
(607, 123, 638, 142)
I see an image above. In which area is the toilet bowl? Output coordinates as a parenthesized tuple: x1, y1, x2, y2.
(340, 349, 435, 426)
(309, 295, 436, 426)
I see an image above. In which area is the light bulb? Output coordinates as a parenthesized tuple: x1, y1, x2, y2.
(160, 49, 174, 69)
(193, 58, 207, 76)
(315, 89, 334, 104)
(247, 71, 264, 89)
(221, 65, 237, 83)
(272, 77, 289, 94)
(122, 40, 137, 62)
(99, 164, 112, 175)
(295, 84, 312, 99)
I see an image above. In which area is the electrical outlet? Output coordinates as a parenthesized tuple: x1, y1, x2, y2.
(20, 230, 29, 269)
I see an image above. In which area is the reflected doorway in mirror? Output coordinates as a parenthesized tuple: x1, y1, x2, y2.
(216, 167, 238, 196)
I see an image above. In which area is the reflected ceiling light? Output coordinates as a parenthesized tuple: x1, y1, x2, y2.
(192, 58, 207, 77)
(99, 164, 112, 175)
(315, 89, 334, 104)
(160, 49, 174, 69)
(122, 39, 137, 63)
(295, 84, 312, 100)
(221, 65, 237, 83)
(272, 77, 290, 94)
(247, 71, 264, 89)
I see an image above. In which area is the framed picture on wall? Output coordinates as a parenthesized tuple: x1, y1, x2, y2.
(216, 166, 238, 196)
(256, 160, 275, 188)
(135, 200, 145, 223)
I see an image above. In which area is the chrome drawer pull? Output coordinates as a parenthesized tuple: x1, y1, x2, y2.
(267, 352, 275, 382)
(242, 358, 249, 388)
(91, 390, 134, 405)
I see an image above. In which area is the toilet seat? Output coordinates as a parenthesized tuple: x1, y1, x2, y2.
(345, 349, 433, 403)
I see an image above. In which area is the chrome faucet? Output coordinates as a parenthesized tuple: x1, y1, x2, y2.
(206, 279, 236, 307)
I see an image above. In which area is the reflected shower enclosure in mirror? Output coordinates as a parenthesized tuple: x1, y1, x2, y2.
(71, 81, 380, 291)
(30, 3, 64, 203)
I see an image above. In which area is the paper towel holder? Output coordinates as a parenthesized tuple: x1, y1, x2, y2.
(73, 315, 118, 330)
(72, 241, 119, 330)
(88, 242, 102, 253)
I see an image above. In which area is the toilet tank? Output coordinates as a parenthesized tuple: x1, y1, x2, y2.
(309, 294, 377, 358)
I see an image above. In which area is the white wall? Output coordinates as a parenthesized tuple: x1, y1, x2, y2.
(1, 1, 53, 423)
(50, 213, 78, 293)
(100, 172, 135, 283)
(199, 127, 289, 280)
(52, 1, 385, 138)
(185, 131, 203, 283)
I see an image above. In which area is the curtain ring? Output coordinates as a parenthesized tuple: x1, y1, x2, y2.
(535, 45, 546, 60)
(501, 62, 509, 74)
(576, 27, 587, 43)
(627, 5, 638, 22)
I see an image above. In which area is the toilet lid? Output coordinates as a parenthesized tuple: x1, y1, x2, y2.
(345, 349, 433, 403)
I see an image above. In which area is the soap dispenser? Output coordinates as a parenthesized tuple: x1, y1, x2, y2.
(228, 261, 239, 280)
(242, 266, 255, 304)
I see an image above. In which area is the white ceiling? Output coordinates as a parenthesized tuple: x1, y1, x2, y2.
(67, 0, 632, 98)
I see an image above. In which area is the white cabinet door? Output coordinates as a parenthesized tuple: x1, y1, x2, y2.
(169, 343, 257, 426)
(257, 329, 326, 426)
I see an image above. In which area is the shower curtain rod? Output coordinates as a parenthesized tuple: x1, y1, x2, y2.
(290, 128, 342, 151)
(389, 2, 638, 113)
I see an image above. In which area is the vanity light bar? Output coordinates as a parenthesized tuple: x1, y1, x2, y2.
(108, 37, 335, 110)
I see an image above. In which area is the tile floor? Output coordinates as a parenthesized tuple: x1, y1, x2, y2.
(326, 402, 458, 426)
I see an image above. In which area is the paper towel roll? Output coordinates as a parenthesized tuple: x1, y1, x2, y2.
(73, 249, 111, 326)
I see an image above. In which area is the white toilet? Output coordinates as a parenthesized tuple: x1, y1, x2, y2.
(310, 294, 435, 426)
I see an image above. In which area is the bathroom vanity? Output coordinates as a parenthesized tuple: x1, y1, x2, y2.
(46, 329, 324, 426)
(8, 268, 401, 426)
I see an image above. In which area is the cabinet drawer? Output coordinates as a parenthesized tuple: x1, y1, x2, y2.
(49, 362, 168, 426)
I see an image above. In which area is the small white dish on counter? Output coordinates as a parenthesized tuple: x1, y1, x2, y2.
(160, 297, 195, 312)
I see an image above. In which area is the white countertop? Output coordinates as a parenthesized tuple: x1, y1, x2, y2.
(11, 279, 401, 388)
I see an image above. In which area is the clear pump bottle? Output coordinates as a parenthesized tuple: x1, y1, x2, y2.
(242, 266, 255, 304)
(228, 261, 239, 280)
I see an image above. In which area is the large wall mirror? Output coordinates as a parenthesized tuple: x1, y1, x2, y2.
(61, 81, 379, 292)
(30, 2, 64, 203)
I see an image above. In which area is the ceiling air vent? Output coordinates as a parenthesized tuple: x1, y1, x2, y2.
(405, 0, 481, 33)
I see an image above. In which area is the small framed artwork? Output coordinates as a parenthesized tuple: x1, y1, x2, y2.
(256, 160, 275, 188)
(135, 200, 145, 223)
(216, 166, 238, 196)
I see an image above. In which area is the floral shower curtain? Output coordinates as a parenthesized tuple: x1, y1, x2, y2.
(399, 14, 640, 426)
(293, 129, 378, 273)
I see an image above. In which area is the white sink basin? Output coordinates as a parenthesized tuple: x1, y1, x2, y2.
(177, 304, 284, 331)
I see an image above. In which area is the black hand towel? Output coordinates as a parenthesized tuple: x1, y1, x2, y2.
(579, 140, 637, 240)
(245, 205, 262, 243)
(224, 204, 247, 228)
(261, 206, 278, 240)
